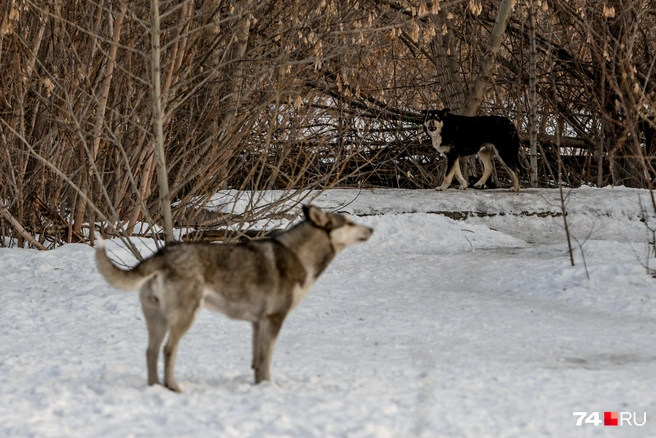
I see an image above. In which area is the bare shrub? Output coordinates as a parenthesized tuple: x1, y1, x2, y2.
(2, 1, 656, 250)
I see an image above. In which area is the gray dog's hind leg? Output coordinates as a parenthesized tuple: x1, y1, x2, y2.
(162, 284, 203, 392)
(141, 289, 168, 387)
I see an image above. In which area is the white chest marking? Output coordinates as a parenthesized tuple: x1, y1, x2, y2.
(425, 122, 450, 155)
(431, 134, 451, 155)
(291, 270, 315, 311)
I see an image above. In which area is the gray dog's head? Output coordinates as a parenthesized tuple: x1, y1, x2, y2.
(303, 205, 373, 252)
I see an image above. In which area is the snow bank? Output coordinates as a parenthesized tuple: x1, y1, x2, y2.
(2, 188, 656, 437)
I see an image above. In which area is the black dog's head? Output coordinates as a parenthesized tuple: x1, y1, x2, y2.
(422, 108, 450, 136)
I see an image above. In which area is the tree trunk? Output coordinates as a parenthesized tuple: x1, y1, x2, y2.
(528, 0, 538, 187)
(150, 0, 174, 243)
(428, 10, 466, 112)
(463, 0, 516, 116)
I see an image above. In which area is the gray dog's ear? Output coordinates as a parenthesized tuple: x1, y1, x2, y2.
(303, 205, 331, 229)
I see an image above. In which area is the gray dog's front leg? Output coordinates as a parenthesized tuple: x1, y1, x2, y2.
(253, 313, 286, 384)
(251, 321, 260, 370)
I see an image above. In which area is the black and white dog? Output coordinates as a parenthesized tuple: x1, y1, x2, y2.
(422, 108, 521, 192)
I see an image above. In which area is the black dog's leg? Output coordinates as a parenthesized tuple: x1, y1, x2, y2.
(474, 147, 495, 189)
(438, 155, 468, 191)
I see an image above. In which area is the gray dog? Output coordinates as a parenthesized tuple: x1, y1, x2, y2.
(96, 205, 373, 392)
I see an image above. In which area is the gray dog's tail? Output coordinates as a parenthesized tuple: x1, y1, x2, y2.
(95, 237, 160, 291)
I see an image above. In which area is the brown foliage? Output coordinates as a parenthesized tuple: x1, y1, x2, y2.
(1, 0, 656, 248)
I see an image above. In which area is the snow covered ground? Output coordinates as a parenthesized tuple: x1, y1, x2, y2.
(2, 187, 656, 437)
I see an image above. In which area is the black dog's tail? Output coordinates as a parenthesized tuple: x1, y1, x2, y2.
(491, 118, 521, 171)
(491, 119, 522, 191)
(508, 127, 524, 171)
(507, 126, 523, 191)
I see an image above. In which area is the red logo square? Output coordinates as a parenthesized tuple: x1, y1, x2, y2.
(604, 412, 618, 426)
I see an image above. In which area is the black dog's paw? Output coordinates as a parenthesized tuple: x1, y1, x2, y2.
(468, 176, 496, 189)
